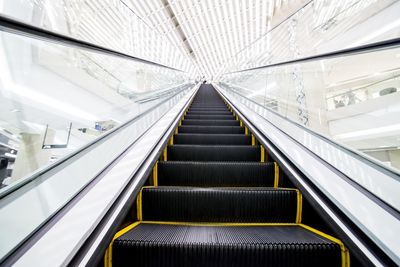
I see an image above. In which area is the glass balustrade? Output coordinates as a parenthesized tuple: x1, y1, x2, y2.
(220, 43, 400, 172)
(0, 27, 193, 191)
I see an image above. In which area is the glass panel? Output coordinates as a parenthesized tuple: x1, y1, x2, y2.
(0, 0, 195, 74)
(220, 44, 400, 173)
(0, 28, 192, 191)
(221, 0, 400, 73)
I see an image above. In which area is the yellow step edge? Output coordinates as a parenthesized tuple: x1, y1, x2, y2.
(163, 146, 167, 161)
(296, 190, 302, 224)
(274, 162, 279, 188)
(251, 135, 256, 146)
(141, 221, 298, 227)
(152, 161, 158, 186)
(136, 185, 301, 224)
(261, 146, 265, 162)
(136, 188, 143, 221)
(299, 224, 350, 267)
(105, 221, 348, 267)
(245, 126, 249, 135)
(104, 221, 140, 267)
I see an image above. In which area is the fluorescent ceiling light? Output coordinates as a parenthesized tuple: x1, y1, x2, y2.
(345, 18, 400, 48)
(334, 123, 400, 140)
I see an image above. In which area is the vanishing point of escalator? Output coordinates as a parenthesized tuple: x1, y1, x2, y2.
(105, 84, 349, 267)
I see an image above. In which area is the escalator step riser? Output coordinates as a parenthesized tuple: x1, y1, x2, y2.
(182, 120, 240, 126)
(140, 187, 298, 222)
(167, 145, 260, 161)
(189, 109, 229, 112)
(113, 224, 342, 267)
(184, 115, 235, 120)
(178, 126, 245, 134)
(190, 105, 227, 107)
(190, 104, 226, 107)
(186, 111, 232, 115)
(174, 134, 251, 145)
(158, 161, 275, 187)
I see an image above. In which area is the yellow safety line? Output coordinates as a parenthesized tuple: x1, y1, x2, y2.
(136, 188, 143, 221)
(236, 115, 239, 121)
(163, 146, 167, 161)
(300, 224, 350, 267)
(105, 220, 348, 266)
(245, 127, 249, 135)
(274, 162, 279, 188)
(175, 127, 178, 134)
(261, 146, 265, 162)
(169, 135, 174, 145)
(104, 221, 141, 267)
(142, 221, 298, 227)
(296, 190, 302, 224)
(251, 135, 256, 146)
(240, 120, 243, 126)
(152, 161, 158, 186)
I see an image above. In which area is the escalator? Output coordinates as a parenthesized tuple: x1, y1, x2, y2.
(105, 84, 350, 267)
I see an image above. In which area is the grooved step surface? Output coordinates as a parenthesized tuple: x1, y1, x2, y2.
(178, 125, 245, 134)
(111, 84, 345, 267)
(174, 134, 251, 145)
(158, 161, 275, 187)
(113, 224, 341, 267)
(182, 119, 240, 126)
(184, 115, 234, 120)
(167, 145, 260, 161)
(141, 187, 298, 222)
(187, 111, 232, 115)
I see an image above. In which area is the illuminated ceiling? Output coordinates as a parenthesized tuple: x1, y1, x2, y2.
(1, 0, 394, 78)
(123, 0, 298, 78)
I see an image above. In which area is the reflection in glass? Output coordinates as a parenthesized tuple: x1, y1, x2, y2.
(0, 29, 192, 190)
(220, 45, 400, 171)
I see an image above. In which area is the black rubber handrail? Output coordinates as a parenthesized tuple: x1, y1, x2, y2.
(228, 36, 400, 74)
(0, 14, 183, 72)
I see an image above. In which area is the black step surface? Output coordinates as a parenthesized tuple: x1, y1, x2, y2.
(182, 119, 240, 126)
(140, 187, 298, 222)
(158, 161, 275, 187)
(184, 114, 234, 120)
(113, 223, 342, 267)
(168, 145, 260, 161)
(174, 134, 251, 145)
(188, 108, 230, 112)
(178, 125, 244, 134)
(186, 111, 232, 115)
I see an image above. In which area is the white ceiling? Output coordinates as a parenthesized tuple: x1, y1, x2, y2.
(1, 0, 305, 78)
(3, 0, 397, 79)
(123, 0, 299, 78)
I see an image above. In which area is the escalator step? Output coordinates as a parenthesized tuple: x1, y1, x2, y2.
(139, 187, 298, 222)
(112, 223, 342, 267)
(173, 134, 251, 145)
(182, 120, 240, 126)
(178, 125, 244, 134)
(184, 115, 234, 120)
(167, 145, 260, 161)
(188, 109, 229, 112)
(186, 111, 232, 115)
(190, 104, 226, 107)
(157, 161, 275, 187)
(189, 107, 228, 110)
